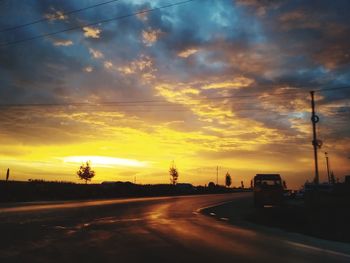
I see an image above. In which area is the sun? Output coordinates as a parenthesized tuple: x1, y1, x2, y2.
(63, 156, 147, 168)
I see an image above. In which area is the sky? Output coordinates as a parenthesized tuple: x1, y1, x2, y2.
(0, 0, 349, 188)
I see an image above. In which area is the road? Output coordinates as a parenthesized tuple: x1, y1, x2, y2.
(0, 193, 349, 263)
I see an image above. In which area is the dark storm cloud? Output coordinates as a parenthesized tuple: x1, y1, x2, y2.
(0, 41, 84, 104)
(233, 0, 350, 88)
(0, 1, 87, 104)
(0, 1, 160, 105)
(218, 0, 350, 139)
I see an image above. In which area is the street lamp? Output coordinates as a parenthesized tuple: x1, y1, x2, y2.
(325, 152, 330, 184)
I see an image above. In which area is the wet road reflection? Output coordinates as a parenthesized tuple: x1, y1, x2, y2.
(0, 193, 349, 263)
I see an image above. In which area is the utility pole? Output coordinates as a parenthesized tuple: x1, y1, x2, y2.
(216, 166, 219, 185)
(6, 168, 10, 181)
(325, 152, 330, 184)
(310, 91, 320, 185)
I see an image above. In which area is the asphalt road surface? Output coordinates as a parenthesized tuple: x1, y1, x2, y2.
(0, 193, 349, 263)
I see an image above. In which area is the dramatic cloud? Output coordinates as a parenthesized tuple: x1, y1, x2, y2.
(0, 0, 349, 187)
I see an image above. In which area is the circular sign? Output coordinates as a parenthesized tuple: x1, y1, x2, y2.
(311, 115, 319, 123)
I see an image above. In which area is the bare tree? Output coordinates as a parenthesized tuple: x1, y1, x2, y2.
(77, 161, 95, 184)
(225, 172, 232, 188)
(169, 162, 179, 185)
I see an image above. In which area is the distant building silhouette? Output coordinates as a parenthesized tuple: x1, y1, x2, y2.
(345, 175, 350, 184)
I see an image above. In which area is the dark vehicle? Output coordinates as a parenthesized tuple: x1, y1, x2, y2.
(253, 174, 284, 208)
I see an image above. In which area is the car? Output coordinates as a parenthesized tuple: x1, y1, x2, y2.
(253, 174, 284, 208)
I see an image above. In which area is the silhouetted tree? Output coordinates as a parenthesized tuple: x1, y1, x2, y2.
(169, 162, 179, 185)
(77, 161, 95, 184)
(240, 181, 244, 189)
(225, 172, 232, 188)
(208, 182, 216, 189)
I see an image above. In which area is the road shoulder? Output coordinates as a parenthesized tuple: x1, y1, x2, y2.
(200, 198, 350, 257)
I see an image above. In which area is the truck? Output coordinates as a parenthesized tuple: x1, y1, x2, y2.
(253, 174, 284, 208)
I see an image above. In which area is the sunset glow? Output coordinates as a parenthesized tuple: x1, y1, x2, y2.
(0, 0, 349, 188)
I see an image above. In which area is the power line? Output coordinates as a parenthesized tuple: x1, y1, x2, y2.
(0, 85, 348, 108)
(314, 86, 350, 93)
(0, 98, 286, 108)
(0, 0, 197, 48)
(0, 104, 320, 113)
(196, 85, 350, 101)
(0, 0, 123, 33)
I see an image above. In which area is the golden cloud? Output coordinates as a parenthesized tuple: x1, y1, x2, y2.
(0, 97, 339, 188)
(84, 66, 93, 73)
(202, 77, 254, 90)
(142, 29, 161, 46)
(89, 48, 104, 59)
(83, 26, 101, 38)
(154, 80, 294, 151)
(178, 48, 198, 58)
(44, 10, 67, 21)
(279, 10, 320, 30)
(118, 66, 134, 74)
(104, 61, 113, 69)
(136, 11, 148, 22)
(117, 55, 157, 82)
(53, 39, 73, 46)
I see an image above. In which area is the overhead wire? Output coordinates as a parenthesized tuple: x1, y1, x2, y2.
(0, 0, 348, 111)
(0, 85, 348, 108)
(0, 0, 197, 47)
(0, 1, 348, 110)
(0, 0, 123, 33)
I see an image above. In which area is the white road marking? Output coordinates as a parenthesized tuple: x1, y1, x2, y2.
(285, 241, 350, 259)
(195, 199, 235, 213)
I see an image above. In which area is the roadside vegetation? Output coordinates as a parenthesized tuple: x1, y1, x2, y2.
(0, 180, 249, 202)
